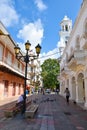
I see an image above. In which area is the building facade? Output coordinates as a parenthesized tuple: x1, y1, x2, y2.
(28, 58, 42, 92)
(0, 21, 42, 99)
(0, 21, 25, 100)
(59, 0, 87, 108)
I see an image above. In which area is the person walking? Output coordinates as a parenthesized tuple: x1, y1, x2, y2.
(64, 88, 70, 104)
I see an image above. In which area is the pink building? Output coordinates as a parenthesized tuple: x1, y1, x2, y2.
(0, 21, 25, 100)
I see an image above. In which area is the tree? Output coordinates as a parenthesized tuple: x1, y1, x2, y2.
(41, 58, 60, 90)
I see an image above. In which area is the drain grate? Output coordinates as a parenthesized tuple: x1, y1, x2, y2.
(64, 112, 71, 115)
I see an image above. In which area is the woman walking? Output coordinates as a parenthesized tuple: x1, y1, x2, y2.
(64, 88, 70, 104)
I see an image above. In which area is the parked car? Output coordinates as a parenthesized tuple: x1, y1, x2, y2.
(45, 89, 51, 94)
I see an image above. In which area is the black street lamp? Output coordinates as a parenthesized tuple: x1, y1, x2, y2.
(14, 40, 41, 115)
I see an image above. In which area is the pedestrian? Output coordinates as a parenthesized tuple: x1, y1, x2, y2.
(16, 94, 24, 113)
(56, 89, 59, 94)
(17, 94, 24, 103)
(64, 88, 70, 104)
(26, 89, 29, 95)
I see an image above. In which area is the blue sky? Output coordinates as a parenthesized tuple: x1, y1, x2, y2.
(0, 0, 82, 63)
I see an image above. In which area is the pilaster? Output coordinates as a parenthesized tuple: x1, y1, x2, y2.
(76, 81, 80, 102)
(84, 77, 87, 108)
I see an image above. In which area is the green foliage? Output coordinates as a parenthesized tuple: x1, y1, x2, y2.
(41, 58, 60, 90)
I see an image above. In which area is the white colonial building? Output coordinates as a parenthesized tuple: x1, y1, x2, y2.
(59, 0, 87, 109)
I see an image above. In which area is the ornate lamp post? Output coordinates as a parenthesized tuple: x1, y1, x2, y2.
(14, 40, 41, 114)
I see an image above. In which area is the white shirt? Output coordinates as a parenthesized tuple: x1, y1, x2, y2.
(17, 95, 24, 103)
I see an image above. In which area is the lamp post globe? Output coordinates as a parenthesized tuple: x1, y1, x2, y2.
(35, 44, 41, 56)
(14, 44, 20, 56)
(25, 40, 31, 51)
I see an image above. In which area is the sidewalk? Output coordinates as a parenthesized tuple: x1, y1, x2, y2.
(0, 94, 33, 106)
(0, 96, 18, 106)
(0, 94, 87, 130)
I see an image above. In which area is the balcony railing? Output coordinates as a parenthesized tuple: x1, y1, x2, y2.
(0, 56, 25, 76)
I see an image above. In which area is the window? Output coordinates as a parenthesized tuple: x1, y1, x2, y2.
(65, 36, 69, 40)
(12, 82, 16, 96)
(18, 62, 20, 68)
(18, 84, 21, 95)
(65, 41, 67, 45)
(4, 80, 8, 96)
(31, 67, 33, 72)
(7, 51, 12, 66)
(0, 44, 3, 60)
(65, 25, 68, 31)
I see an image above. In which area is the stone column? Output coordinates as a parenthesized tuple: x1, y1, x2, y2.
(59, 80, 66, 97)
(75, 80, 80, 103)
(84, 77, 87, 108)
(69, 77, 72, 99)
(59, 81, 62, 95)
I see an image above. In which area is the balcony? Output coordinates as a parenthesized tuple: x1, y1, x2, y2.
(29, 71, 35, 76)
(0, 56, 25, 77)
(67, 54, 76, 71)
(74, 50, 87, 65)
(67, 50, 86, 71)
(29, 63, 36, 67)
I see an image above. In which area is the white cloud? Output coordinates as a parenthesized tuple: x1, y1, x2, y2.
(17, 19, 44, 50)
(0, 0, 19, 27)
(34, 0, 47, 11)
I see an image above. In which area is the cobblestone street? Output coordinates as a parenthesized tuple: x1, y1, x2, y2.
(0, 94, 87, 130)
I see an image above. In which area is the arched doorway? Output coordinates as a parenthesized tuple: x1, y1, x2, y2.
(77, 73, 85, 103)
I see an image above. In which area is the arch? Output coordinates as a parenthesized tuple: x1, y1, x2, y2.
(77, 73, 85, 103)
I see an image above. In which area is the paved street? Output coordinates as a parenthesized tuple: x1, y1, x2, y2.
(0, 94, 87, 130)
